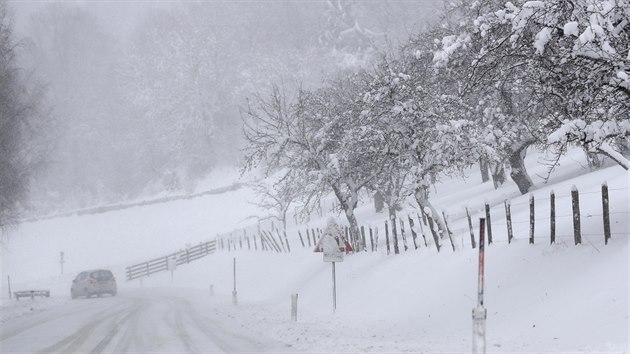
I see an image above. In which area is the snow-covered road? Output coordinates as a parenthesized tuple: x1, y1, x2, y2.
(0, 289, 291, 353)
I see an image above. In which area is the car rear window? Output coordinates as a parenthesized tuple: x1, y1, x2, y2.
(90, 270, 113, 280)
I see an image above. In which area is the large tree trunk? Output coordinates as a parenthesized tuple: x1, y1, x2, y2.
(584, 150, 605, 170)
(374, 191, 384, 212)
(479, 158, 490, 183)
(331, 184, 361, 250)
(490, 163, 506, 189)
(614, 137, 630, 159)
(413, 186, 446, 239)
(509, 146, 534, 195)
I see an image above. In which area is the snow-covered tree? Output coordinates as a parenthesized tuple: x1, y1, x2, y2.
(361, 48, 483, 240)
(250, 170, 301, 233)
(434, 0, 630, 173)
(0, 2, 45, 226)
(431, 0, 557, 194)
(243, 76, 379, 243)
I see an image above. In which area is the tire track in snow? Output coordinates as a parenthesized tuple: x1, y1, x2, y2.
(111, 299, 147, 353)
(0, 300, 106, 341)
(163, 296, 200, 354)
(35, 301, 135, 354)
(89, 299, 145, 353)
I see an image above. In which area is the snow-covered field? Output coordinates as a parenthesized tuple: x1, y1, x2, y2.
(1, 149, 628, 353)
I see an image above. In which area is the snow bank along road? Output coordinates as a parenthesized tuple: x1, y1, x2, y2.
(0, 288, 291, 353)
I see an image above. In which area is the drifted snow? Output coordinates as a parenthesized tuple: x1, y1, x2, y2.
(1, 148, 628, 353)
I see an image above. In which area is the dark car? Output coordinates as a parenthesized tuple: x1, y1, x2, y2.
(71, 269, 117, 299)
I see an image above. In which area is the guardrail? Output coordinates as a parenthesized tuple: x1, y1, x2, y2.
(126, 240, 217, 281)
(14, 290, 50, 300)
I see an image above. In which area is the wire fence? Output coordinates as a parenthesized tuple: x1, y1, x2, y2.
(215, 182, 628, 255)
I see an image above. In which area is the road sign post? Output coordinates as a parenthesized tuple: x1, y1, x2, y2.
(321, 234, 343, 313)
(167, 256, 177, 284)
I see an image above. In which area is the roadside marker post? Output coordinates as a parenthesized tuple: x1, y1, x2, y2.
(291, 294, 298, 321)
(60, 251, 64, 275)
(232, 257, 238, 306)
(473, 218, 487, 354)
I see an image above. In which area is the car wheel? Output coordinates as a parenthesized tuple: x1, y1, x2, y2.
(84, 288, 91, 298)
(111, 290, 117, 297)
(71, 289, 77, 299)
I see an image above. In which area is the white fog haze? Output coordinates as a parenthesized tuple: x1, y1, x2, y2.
(8, 0, 441, 214)
(0, 0, 628, 353)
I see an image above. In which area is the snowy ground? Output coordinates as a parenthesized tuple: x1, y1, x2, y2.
(1, 149, 628, 353)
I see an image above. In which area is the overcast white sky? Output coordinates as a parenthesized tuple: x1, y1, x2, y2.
(8, 0, 171, 37)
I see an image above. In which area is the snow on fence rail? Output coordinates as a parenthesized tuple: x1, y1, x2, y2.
(216, 182, 628, 255)
(126, 240, 217, 281)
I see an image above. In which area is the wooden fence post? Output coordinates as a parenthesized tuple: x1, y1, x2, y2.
(360, 226, 366, 252)
(484, 203, 493, 244)
(572, 186, 582, 245)
(602, 182, 611, 245)
(399, 219, 409, 251)
(384, 220, 391, 255)
(442, 212, 456, 252)
(529, 194, 535, 244)
(269, 231, 282, 252)
(390, 218, 400, 254)
(416, 214, 428, 247)
(466, 207, 476, 249)
(258, 233, 265, 251)
(298, 230, 306, 248)
(274, 230, 285, 252)
(425, 211, 441, 252)
(504, 200, 513, 244)
(369, 227, 374, 252)
(283, 230, 291, 252)
(550, 190, 556, 245)
(260, 232, 267, 252)
(408, 216, 419, 249)
(311, 228, 317, 245)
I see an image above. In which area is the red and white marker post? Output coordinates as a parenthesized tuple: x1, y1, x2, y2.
(473, 218, 487, 354)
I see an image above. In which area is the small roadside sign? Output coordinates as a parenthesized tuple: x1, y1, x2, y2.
(167, 256, 177, 271)
(321, 235, 344, 263)
(323, 252, 344, 262)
